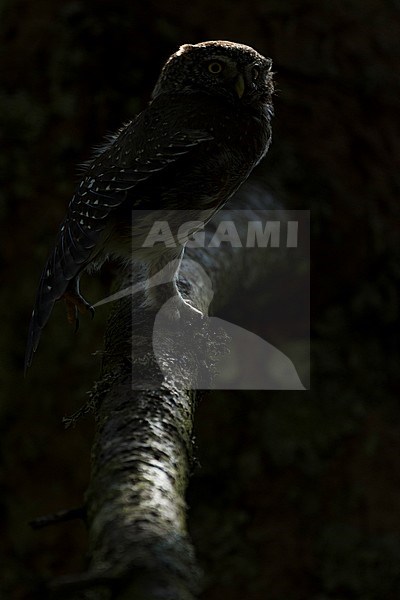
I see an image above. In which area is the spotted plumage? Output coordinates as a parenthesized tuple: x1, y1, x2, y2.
(25, 40, 274, 369)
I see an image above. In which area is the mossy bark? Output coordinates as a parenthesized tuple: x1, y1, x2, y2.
(76, 187, 278, 599)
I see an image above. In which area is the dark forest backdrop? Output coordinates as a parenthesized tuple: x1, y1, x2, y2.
(1, 1, 399, 598)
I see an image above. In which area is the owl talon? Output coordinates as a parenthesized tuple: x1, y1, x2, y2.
(63, 289, 94, 329)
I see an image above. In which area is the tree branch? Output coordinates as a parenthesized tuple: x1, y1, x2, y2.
(58, 183, 281, 599)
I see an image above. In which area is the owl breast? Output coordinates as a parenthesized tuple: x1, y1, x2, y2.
(91, 92, 271, 266)
(145, 92, 271, 207)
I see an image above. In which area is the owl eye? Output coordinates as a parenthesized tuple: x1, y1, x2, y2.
(208, 62, 223, 74)
(252, 67, 260, 81)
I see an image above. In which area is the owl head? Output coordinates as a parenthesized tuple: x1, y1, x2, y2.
(152, 40, 273, 108)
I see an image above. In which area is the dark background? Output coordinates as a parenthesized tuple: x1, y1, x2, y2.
(1, 1, 399, 598)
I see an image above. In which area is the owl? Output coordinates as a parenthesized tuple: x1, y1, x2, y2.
(25, 40, 274, 369)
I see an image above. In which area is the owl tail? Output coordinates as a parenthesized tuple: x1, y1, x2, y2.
(24, 295, 57, 374)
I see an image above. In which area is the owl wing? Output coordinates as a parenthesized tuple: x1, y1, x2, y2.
(25, 113, 213, 370)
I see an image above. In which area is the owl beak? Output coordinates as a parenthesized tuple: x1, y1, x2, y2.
(234, 73, 245, 99)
